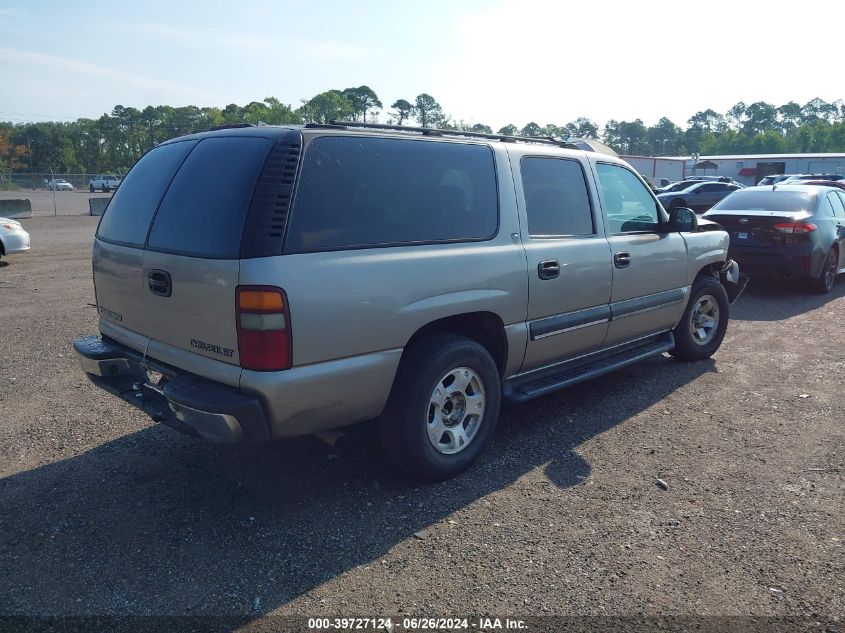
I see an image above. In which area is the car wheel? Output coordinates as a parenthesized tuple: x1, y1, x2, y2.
(670, 275, 729, 361)
(379, 333, 501, 480)
(810, 247, 838, 294)
(89, 185, 95, 192)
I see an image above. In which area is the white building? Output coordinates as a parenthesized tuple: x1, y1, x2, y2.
(622, 153, 845, 186)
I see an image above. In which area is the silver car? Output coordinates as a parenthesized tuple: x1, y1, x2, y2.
(74, 123, 744, 479)
(0, 218, 31, 261)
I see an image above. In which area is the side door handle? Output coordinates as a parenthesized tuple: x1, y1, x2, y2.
(537, 259, 560, 280)
(147, 269, 172, 297)
(614, 252, 631, 269)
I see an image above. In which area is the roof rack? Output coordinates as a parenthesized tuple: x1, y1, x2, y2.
(308, 120, 581, 150)
(209, 123, 255, 131)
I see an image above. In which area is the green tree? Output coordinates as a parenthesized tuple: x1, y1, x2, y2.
(520, 122, 544, 137)
(342, 86, 382, 122)
(298, 90, 353, 124)
(471, 123, 493, 134)
(413, 94, 444, 128)
(497, 124, 518, 136)
(391, 99, 413, 125)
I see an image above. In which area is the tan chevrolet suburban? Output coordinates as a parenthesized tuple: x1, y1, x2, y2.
(74, 121, 745, 479)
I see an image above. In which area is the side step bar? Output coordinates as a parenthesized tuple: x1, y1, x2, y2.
(504, 332, 675, 403)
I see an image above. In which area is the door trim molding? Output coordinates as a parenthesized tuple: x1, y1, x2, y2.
(528, 286, 689, 341)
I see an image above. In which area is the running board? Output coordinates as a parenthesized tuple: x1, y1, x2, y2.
(504, 332, 675, 403)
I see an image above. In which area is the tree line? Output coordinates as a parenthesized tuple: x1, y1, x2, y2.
(3, 88, 845, 182)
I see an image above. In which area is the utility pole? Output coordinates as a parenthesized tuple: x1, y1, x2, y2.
(27, 138, 34, 189)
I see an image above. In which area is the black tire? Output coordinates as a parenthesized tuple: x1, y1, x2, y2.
(89, 185, 95, 193)
(670, 275, 730, 361)
(379, 333, 501, 480)
(809, 247, 838, 294)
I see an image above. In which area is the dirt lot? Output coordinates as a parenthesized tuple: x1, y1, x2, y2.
(0, 190, 111, 217)
(0, 216, 843, 625)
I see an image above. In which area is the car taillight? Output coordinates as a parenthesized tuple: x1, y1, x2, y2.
(773, 222, 817, 234)
(236, 286, 291, 371)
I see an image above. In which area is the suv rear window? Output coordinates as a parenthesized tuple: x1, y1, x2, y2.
(284, 136, 498, 253)
(96, 140, 196, 246)
(147, 137, 272, 258)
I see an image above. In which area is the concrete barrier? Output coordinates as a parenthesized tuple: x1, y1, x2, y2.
(89, 197, 110, 216)
(0, 199, 33, 219)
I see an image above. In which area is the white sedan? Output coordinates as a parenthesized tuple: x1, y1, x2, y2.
(0, 218, 31, 261)
(46, 178, 74, 191)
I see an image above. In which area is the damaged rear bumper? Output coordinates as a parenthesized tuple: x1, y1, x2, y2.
(73, 335, 269, 444)
(720, 259, 749, 304)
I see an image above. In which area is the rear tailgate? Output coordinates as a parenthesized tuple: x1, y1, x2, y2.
(93, 131, 290, 383)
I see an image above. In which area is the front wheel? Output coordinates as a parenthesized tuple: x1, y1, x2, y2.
(379, 334, 501, 480)
(89, 185, 95, 192)
(670, 276, 729, 361)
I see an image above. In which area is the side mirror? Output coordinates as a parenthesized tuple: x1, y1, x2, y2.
(667, 207, 698, 232)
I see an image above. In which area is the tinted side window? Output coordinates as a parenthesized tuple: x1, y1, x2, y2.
(285, 136, 498, 253)
(827, 192, 845, 218)
(821, 196, 836, 217)
(147, 137, 273, 258)
(836, 192, 845, 216)
(97, 140, 197, 246)
(595, 163, 660, 233)
(521, 157, 594, 236)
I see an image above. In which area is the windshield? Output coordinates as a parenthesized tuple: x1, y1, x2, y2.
(711, 190, 815, 212)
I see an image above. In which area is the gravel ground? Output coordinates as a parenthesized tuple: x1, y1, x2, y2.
(0, 217, 843, 625)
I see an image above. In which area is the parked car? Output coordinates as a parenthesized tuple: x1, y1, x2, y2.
(658, 180, 704, 194)
(785, 180, 845, 191)
(757, 174, 799, 186)
(46, 178, 74, 191)
(658, 177, 744, 195)
(89, 174, 122, 192)
(704, 184, 845, 293)
(0, 217, 31, 261)
(657, 181, 744, 213)
(782, 173, 845, 183)
(74, 123, 743, 480)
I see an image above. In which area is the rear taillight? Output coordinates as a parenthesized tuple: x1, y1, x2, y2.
(773, 222, 817, 234)
(236, 286, 291, 371)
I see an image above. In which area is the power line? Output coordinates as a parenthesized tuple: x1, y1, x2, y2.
(0, 110, 86, 121)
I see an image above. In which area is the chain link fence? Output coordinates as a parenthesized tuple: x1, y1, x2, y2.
(5, 173, 125, 191)
(0, 174, 115, 217)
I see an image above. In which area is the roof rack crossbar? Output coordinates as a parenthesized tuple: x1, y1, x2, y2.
(209, 123, 255, 131)
(314, 120, 580, 150)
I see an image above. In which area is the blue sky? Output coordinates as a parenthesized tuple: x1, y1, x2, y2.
(2, 0, 845, 130)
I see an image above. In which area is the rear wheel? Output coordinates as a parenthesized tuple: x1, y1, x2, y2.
(379, 334, 501, 480)
(671, 276, 729, 361)
(810, 247, 838, 294)
(89, 184, 95, 192)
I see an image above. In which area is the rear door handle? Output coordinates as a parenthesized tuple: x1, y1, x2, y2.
(614, 252, 631, 269)
(537, 259, 560, 280)
(147, 269, 172, 297)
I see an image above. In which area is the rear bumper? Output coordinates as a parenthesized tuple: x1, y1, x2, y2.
(73, 335, 269, 444)
(728, 244, 816, 278)
(1, 231, 30, 254)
